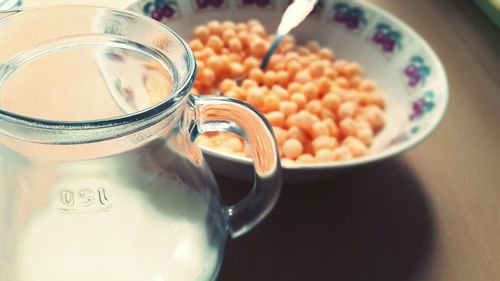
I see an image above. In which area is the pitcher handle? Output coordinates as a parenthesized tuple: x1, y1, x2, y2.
(189, 95, 282, 238)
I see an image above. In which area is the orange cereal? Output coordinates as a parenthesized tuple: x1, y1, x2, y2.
(283, 139, 303, 159)
(279, 101, 298, 117)
(190, 20, 386, 164)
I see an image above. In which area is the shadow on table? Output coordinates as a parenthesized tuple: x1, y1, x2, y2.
(215, 157, 435, 281)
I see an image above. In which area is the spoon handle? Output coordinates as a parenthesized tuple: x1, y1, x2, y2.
(259, 34, 285, 71)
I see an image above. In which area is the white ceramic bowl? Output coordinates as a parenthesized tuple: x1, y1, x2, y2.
(125, 0, 448, 184)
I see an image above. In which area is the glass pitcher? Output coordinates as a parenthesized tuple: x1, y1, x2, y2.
(0, 6, 281, 281)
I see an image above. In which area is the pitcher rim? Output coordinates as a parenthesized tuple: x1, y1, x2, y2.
(0, 5, 196, 144)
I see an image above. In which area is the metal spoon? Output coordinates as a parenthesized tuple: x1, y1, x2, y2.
(259, 0, 317, 70)
(214, 0, 317, 94)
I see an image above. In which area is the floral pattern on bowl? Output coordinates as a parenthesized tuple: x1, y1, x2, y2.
(331, 2, 367, 31)
(142, 0, 181, 22)
(404, 55, 431, 88)
(238, 0, 276, 10)
(371, 22, 403, 53)
(192, 0, 229, 11)
(410, 90, 435, 121)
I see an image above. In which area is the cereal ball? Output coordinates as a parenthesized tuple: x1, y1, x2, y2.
(301, 82, 318, 100)
(310, 122, 329, 138)
(320, 108, 335, 120)
(246, 87, 264, 108)
(228, 37, 243, 53)
(342, 137, 368, 157)
(219, 79, 237, 93)
(305, 100, 322, 116)
(271, 85, 289, 100)
(207, 20, 223, 36)
(224, 89, 242, 99)
(222, 20, 236, 30)
(237, 30, 250, 46)
(325, 68, 338, 79)
(290, 92, 307, 108)
(364, 105, 385, 130)
(222, 29, 237, 42)
(315, 149, 335, 162)
(241, 78, 258, 89)
(280, 101, 299, 117)
(201, 68, 216, 87)
(263, 71, 277, 87)
(250, 24, 266, 37)
(332, 146, 353, 161)
(335, 77, 349, 89)
(266, 111, 285, 127)
(312, 135, 338, 153)
(340, 62, 362, 78)
(206, 35, 224, 52)
(236, 22, 247, 32)
(287, 82, 302, 94)
(322, 93, 341, 111)
(309, 60, 325, 78)
(229, 62, 245, 78)
(318, 48, 334, 61)
(294, 70, 312, 84)
(276, 71, 290, 86)
(243, 57, 260, 73)
(263, 93, 281, 112)
(189, 39, 204, 51)
(297, 154, 316, 164)
(295, 110, 314, 131)
(343, 90, 361, 103)
(194, 25, 210, 42)
(249, 68, 264, 84)
(316, 76, 331, 95)
(287, 126, 307, 143)
(273, 127, 288, 146)
(359, 79, 376, 92)
(283, 138, 303, 159)
(338, 101, 358, 119)
(207, 56, 226, 74)
(339, 117, 357, 137)
(286, 61, 301, 78)
(306, 40, 321, 52)
(356, 127, 374, 145)
(249, 39, 268, 57)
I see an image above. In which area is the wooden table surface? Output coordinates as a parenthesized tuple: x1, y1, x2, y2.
(20, 0, 500, 280)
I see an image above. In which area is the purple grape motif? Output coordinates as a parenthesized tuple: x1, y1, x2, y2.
(410, 91, 435, 120)
(256, 0, 270, 7)
(345, 16, 359, 29)
(333, 3, 366, 30)
(162, 5, 175, 18)
(373, 31, 386, 43)
(372, 23, 402, 53)
(151, 9, 163, 20)
(382, 39, 396, 52)
(210, 0, 224, 7)
(143, 0, 178, 21)
(334, 11, 347, 22)
(404, 56, 431, 88)
(196, 0, 210, 8)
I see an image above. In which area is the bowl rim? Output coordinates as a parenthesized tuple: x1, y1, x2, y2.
(128, 0, 449, 170)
